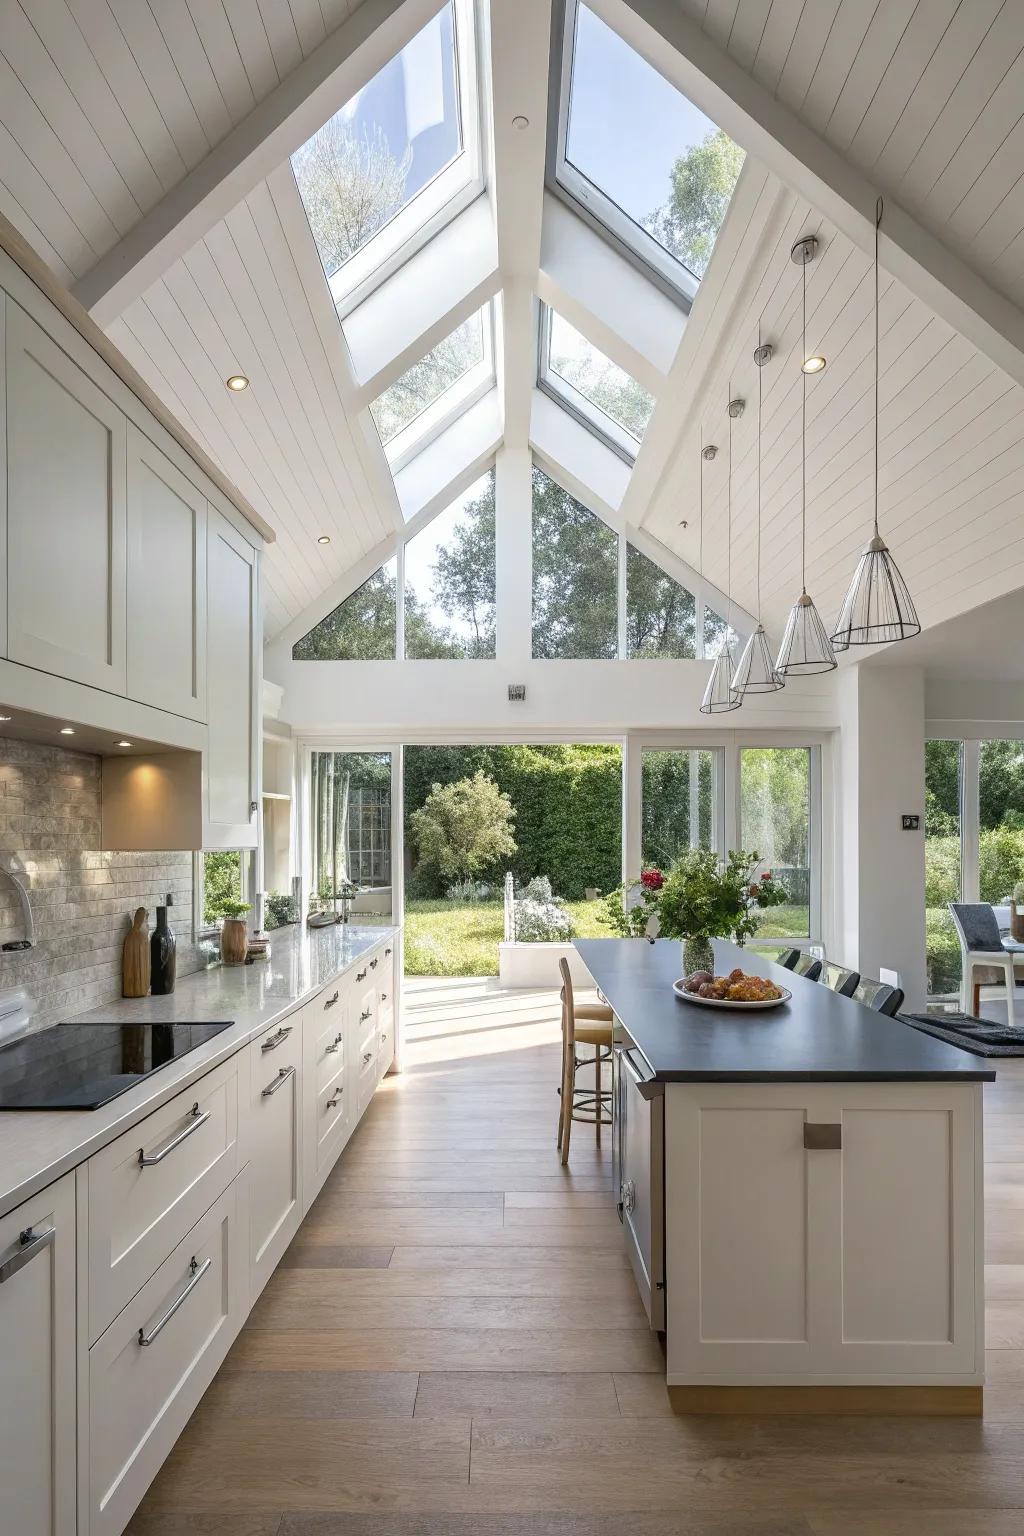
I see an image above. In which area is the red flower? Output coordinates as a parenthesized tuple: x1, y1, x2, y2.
(762, 871, 773, 880)
(641, 868, 664, 891)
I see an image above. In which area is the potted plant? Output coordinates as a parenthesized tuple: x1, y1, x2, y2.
(219, 899, 251, 965)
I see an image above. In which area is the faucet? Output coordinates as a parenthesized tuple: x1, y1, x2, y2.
(0, 852, 35, 950)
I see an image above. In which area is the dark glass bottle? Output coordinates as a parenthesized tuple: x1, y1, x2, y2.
(151, 893, 177, 995)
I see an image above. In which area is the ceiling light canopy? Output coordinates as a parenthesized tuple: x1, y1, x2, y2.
(225, 374, 249, 392)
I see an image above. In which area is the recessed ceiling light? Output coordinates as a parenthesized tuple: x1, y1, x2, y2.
(116, 740, 133, 748)
(60, 726, 75, 735)
(802, 355, 826, 374)
(512, 115, 529, 130)
(317, 534, 331, 545)
(226, 374, 249, 392)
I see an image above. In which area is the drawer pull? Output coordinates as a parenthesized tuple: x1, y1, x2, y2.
(356, 968, 367, 981)
(362, 1051, 373, 1065)
(385, 947, 392, 957)
(325, 1032, 344, 1054)
(370, 957, 378, 969)
(381, 992, 388, 1001)
(804, 1122, 842, 1150)
(261, 1024, 293, 1052)
(137, 1255, 211, 1347)
(262, 1065, 296, 1098)
(325, 1090, 342, 1111)
(0, 1224, 55, 1284)
(138, 1103, 209, 1167)
(360, 1008, 372, 1022)
(323, 991, 340, 1009)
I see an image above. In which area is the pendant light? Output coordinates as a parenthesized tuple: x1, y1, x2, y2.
(831, 198, 920, 650)
(776, 234, 837, 676)
(701, 390, 742, 714)
(734, 328, 785, 695)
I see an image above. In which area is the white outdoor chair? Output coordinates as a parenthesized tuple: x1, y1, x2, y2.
(949, 903, 1019, 1025)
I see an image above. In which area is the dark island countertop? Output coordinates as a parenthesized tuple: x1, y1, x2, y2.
(573, 939, 996, 1083)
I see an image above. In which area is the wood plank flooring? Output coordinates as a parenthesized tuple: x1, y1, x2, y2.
(127, 975, 1024, 1535)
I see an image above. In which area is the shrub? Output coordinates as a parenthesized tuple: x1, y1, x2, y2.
(445, 878, 494, 903)
(521, 874, 553, 901)
(926, 907, 961, 998)
(925, 836, 960, 906)
(514, 895, 574, 943)
(409, 771, 517, 885)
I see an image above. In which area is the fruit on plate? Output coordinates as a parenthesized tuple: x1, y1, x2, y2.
(683, 969, 783, 1002)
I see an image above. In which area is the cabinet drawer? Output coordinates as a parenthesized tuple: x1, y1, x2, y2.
(314, 1014, 347, 1094)
(317, 1070, 348, 1168)
(245, 1017, 303, 1300)
(89, 1174, 246, 1536)
(87, 1055, 238, 1343)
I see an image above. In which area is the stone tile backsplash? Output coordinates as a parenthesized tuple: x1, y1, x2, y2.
(0, 738, 203, 1035)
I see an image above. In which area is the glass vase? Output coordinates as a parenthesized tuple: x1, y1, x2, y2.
(682, 934, 714, 977)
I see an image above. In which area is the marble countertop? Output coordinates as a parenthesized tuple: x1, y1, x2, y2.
(0, 921, 398, 1219)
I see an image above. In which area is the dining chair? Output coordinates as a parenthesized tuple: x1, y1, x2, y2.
(820, 961, 860, 997)
(852, 977, 904, 1017)
(949, 903, 1018, 1024)
(558, 957, 613, 1165)
(776, 948, 800, 970)
(775, 949, 822, 980)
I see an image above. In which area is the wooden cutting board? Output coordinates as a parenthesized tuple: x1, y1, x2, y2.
(122, 906, 150, 997)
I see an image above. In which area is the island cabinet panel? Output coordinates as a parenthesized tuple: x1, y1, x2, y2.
(664, 1081, 982, 1387)
(0, 1171, 76, 1536)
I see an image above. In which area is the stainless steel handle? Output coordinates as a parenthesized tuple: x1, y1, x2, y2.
(370, 957, 378, 969)
(362, 1051, 373, 1064)
(0, 1224, 55, 1284)
(261, 1025, 293, 1052)
(325, 1089, 342, 1111)
(325, 1032, 343, 1054)
(262, 1065, 296, 1098)
(138, 1103, 209, 1167)
(620, 1178, 636, 1214)
(357, 967, 367, 981)
(381, 992, 388, 1001)
(360, 1007, 372, 1022)
(249, 800, 258, 818)
(137, 1255, 211, 1346)
(804, 1123, 842, 1150)
(385, 947, 392, 957)
(323, 991, 340, 1009)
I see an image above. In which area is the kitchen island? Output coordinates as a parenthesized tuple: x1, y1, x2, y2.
(575, 938, 993, 1414)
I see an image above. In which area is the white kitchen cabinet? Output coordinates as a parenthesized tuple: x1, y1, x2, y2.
(244, 1015, 303, 1299)
(302, 983, 353, 1209)
(205, 505, 260, 849)
(6, 302, 127, 693)
(0, 1171, 76, 1536)
(126, 424, 207, 722)
(664, 1080, 983, 1385)
(0, 296, 7, 657)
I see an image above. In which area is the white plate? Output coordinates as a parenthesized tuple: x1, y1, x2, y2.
(672, 978, 792, 1010)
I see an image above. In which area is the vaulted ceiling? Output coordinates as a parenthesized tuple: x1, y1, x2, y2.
(2, 0, 1023, 647)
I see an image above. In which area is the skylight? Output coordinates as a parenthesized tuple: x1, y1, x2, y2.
(292, 0, 480, 315)
(371, 304, 494, 469)
(539, 305, 654, 460)
(552, 1, 744, 302)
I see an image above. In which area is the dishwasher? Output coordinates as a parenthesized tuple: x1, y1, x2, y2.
(613, 1035, 665, 1330)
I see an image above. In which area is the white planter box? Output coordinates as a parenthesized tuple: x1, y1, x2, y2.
(498, 941, 593, 990)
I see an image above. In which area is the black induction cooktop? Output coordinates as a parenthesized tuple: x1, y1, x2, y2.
(0, 1021, 234, 1110)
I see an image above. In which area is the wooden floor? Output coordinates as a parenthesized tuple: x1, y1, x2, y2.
(128, 975, 1024, 1535)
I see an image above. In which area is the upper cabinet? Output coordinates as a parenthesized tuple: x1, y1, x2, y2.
(206, 507, 260, 849)
(126, 424, 207, 722)
(6, 304, 127, 693)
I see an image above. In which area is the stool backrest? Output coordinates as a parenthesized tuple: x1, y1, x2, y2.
(558, 956, 576, 1045)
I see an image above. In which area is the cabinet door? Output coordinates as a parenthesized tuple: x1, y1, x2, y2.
(127, 424, 207, 721)
(205, 506, 259, 848)
(6, 303, 127, 692)
(246, 1017, 303, 1299)
(0, 1172, 76, 1536)
(302, 984, 354, 1210)
(0, 297, 7, 656)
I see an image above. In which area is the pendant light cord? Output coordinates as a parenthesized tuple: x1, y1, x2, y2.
(756, 322, 762, 620)
(726, 383, 733, 646)
(801, 254, 807, 595)
(874, 196, 882, 539)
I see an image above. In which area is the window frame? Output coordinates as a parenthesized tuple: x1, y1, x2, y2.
(536, 303, 650, 464)
(377, 302, 496, 473)
(193, 848, 258, 940)
(297, 0, 484, 321)
(547, 0, 728, 310)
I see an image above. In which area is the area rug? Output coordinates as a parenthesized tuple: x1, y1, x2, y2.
(899, 1011, 1024, 1056)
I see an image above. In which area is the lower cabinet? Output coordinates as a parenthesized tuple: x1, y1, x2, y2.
(244, 1016, 304, 1300)
(302, 985, 352, 1207)
(88, 1176, 247, 1536)
(0, 1171, 77, 1536)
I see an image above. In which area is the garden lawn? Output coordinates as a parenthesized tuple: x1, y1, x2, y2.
(403, 897, 615, 977)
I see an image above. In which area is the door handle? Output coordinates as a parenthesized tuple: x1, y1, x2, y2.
(262, 1065, 296, 1098)
(137, 1255, 211, 1346)
(804, 1123, 842, 1150)
(139, 1103, 209, 1166)
(0, 1223, 55, 1284)
(261, 1024, 293, 1052)
(323, 990, 340, 1009)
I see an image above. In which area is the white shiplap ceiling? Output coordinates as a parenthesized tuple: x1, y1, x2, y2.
(1, 0, 1023, 648)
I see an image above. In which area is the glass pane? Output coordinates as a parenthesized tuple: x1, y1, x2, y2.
(641, 749, 716, 869)
(405, 470, 496, 657)
(203, 850, 241, 924)
(565, 4, 743, 282)
(979, 740, 1024, 901)
(925, 740, 962, 1003)
(626, 545, 695, 657)
(531, 466, 617, 658)
(292, 560, 397, 659)
(739, 748, 811, 939)
(370, 309, 484, 446)
(546, 311, 654, 444)
(310, 751, 393, 922)
(703, 604, 730, 655)
(292, 4, 461, 280)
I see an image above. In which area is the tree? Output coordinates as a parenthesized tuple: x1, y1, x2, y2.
(427, 472, 496, 657)
(549, 345, 652, 442)
(531, 467, 618, 658)
(292, 117, 412, 277)
(645, 128, 745, 279)
(371, 315, 483, 444)
(409, 771, 517, 885)
(292, 565, 397, 660)
(626, 544, 696, 658)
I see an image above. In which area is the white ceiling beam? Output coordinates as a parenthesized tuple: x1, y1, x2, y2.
(395, 386, 502, 522)
(485, 0, 552, 447)
(613, 0, 1024, 393)
(73, 0, 443, 326)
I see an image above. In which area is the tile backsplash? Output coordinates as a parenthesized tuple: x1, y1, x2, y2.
(0, 738, 203, 1035)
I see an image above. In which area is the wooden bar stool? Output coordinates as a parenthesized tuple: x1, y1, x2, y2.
(557, 957, 613, 1164)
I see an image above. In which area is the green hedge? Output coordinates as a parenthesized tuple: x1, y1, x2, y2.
(404, 745, 622, 900)
(927, 828, 1024, 907)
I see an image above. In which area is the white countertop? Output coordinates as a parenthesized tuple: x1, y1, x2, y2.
(0, 922, 398, 1219)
